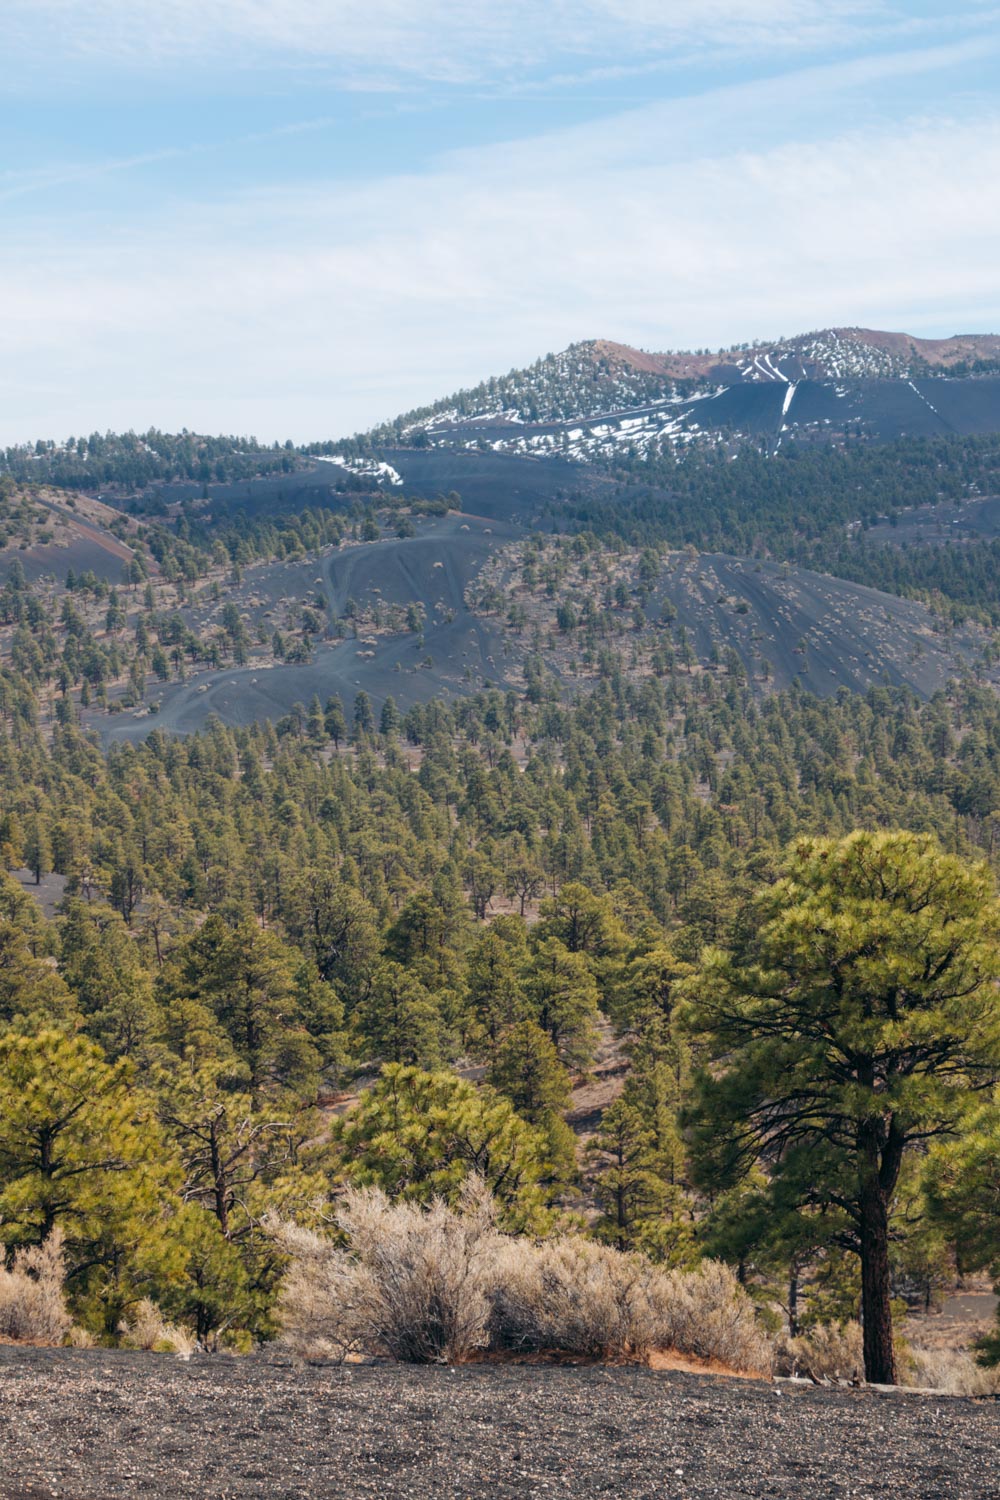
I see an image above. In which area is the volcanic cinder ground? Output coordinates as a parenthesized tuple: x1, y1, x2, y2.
(0, 1349, 997, 1499)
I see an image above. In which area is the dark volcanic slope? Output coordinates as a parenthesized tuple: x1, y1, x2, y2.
(141, 466, 356, 519)
(178, 451, 593, 527)
(0, 496, 141, 585)
(400, 378, 1000, 463)
(98, 524, 991, 744)
(382, 448, 596, 522)
(656, 553, 991, 696)
(0, 1350, 996, 1500)
(865, 494, 1000, 546)
(98, 514, 515, 744)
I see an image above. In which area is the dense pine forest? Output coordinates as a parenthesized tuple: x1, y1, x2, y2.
(1, 432, 303, 492)
(1, 660, 1000, 1381)
(577, 433, 1000, 622)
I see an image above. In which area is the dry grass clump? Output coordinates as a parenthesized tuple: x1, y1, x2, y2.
(273, 1186, 770, 1373)
(902, 1345, 1000, 1396)
(0, 1231, 72, 1346)
(773, 1321, 863, 1382)
(118, 1299, 198, 1357)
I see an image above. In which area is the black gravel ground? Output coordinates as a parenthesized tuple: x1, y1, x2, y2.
(0, 1350, 998, 1499)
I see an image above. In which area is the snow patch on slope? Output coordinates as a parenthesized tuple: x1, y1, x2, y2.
(317, 455, 403, 486)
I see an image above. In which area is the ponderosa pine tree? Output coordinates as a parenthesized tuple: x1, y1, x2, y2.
(155, 1058, 295, 1239)
(0, 1031, 174, 1308)
(60, 900, 160, 1060)
(22, 814, 51, 886)
(465, 921, 528, 1053)
(587, 1095, 665, 1251)
(355, 960, 444, 1068)
(685, 830, 1000, 1385)
(332, 1064, 552, 1231)
(524, 937, 600, 1073)
(0, 915, 76, 1031)
(486, 1018, 576, 1186)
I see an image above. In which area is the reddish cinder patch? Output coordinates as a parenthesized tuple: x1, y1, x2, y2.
(647, 1349, 769, 1381)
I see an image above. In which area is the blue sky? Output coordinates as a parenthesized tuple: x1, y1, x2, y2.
(2, 1, 1000, 446)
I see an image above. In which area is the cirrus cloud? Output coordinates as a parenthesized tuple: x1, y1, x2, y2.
(1, 0, 953, 89)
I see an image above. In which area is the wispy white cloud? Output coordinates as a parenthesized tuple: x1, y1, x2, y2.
(441, 33, 1000, 175)
(0, 118, 342, 206)
(1, 0, 957, 89)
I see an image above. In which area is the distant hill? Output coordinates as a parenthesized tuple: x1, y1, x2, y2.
(10, 328, 1000, 496)
(1, 430, 301, 495)
(0, 481, 145, 585)
(590, 328, 1000, 385)
(326, 327, 1000, 466)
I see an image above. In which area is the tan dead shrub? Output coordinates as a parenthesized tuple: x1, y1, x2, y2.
(271, 1217, 381, 1362)
(903, 1346, 1000, 1396)
(650, 1261, 773, 1373)
(274, 1187, 770, 1373)
(274, 1184, 502, 1364)
(774, 1321, 863, 1381)
(118, 1299, 198, 1357)
(489, 1237, 644, 1358)
(0, 1231, 72, 1345)
(491, 1241, 770, 1371)
(269, 1212, 379, 1368)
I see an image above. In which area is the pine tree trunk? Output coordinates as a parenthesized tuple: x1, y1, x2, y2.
(859, 1177, 896, 1385)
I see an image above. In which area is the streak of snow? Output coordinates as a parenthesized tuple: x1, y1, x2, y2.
(316, 455, 403, 486)
(906, 380, 942, 419)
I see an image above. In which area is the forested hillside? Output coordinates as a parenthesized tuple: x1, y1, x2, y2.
(1, 432, 302, 493)
(3, 336, 1000, 1388)
(1, 663, 1000, 1380)
(537, 432, 1000, 628)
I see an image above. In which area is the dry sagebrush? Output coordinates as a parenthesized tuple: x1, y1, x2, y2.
(488, 1240, 768, 1367)
(273, 1186, 770, 1372)
(903, 1345, 1000, 1396)
(774, 1322, 864, 1382)
(489, 1237, 643, 1359)
(0, 1231, 72, 1346)
(775, 1321, 1000, 1394)
(273, 1186, 501, 1364)
(649, 1258, 772, 1371)
(119, 1299, 198, 1358)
